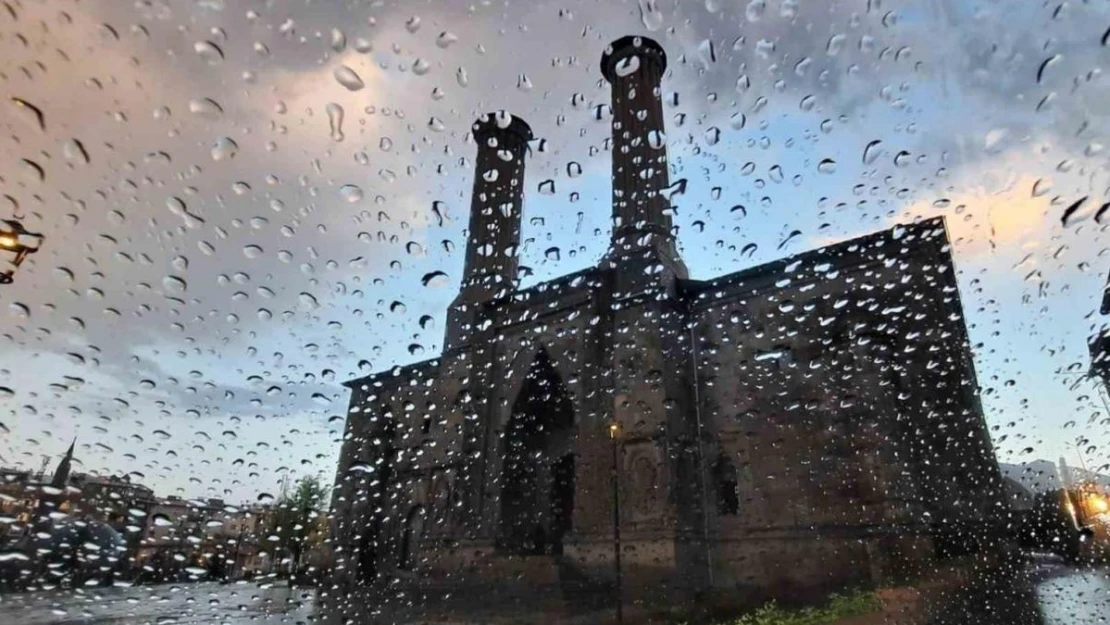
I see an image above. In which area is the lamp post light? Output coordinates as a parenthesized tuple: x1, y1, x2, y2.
(608, 420, 623, 624)
(0, 219, 44, 284)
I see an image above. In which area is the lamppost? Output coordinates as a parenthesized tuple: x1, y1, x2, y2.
(0, 218, 44, 284)
(608, 421, 623, 624)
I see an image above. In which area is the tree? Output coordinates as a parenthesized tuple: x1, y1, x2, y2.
(268, 475, 327, 584)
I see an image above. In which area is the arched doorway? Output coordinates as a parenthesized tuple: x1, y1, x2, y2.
(499, 350, 575, 555)
(398, 506, 426, 570)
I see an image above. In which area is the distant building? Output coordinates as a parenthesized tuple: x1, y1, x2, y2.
(1000, 460, 1064, 493)
(328, 35, 1006, 615)
(135, 497, 275, 580)
(1000, 477, 1035, 512)
(0, 441, 145, 588)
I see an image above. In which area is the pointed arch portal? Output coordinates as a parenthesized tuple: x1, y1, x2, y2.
(499, 350, 575, 555)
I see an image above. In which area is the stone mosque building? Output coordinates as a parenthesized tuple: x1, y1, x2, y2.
(328, 35, 1005, 615)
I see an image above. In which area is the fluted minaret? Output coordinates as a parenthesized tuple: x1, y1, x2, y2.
(51, 438, 75, 488)
(446, 111, 532, 348)
(601, 36, 687, 290)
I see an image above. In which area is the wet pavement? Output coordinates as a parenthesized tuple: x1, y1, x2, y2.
(1031, 559, 1110, 624)
(0, 560, 1106, 624)
(0, 582, 318, 625)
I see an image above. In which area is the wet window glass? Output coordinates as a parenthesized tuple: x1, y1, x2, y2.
(1, 1, 1108, 624)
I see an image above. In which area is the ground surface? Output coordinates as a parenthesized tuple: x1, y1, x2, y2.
(0, 558, 1106, 625)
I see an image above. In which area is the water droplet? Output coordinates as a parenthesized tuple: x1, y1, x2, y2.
(893, 150, 911, 167)
(334, 65, 365, 91)
(167, 196, 205, 228)
(729, 112, 746, 130)
(419, 315, 434, 329)
(817, 159, 836, 174)
(638, 0, 664, 30)
(538, 180, 556, 195)
(243, 245, 264, 259)
(428, 117, 445, 132)
(162, 275, 187, 294)
(1037, 54, 1060, 84)
(20, 159, 44, 182)
(299, 293, 319, 310)
(63, 139, 90, 164)
(862, 140, 883, 165)
(0, 387, 15, 400)
(545, 247, 561, 261)
(567, 162, 582, 178)
(210, 136, 238, 161)
(422, 271, 449, 287)
(436, 31, 458, 48)
(662, 178, 687, 200)
(171, 256, 189, 271)
(11, 98, 45, 131)
(330, 28, 346, 53)
(348, 462, 374, 474)
(189, 98, 223, 120)
(745, 0, 766, 22)
(194, 40, 224, 64)
(379, 137, 393, 151)
(826, 34, 847, 56)
(405, 16, 422, 33)
(326, 102, 345, 141)
(413, 58, 431, 76)
(1061, 196, 1092, 227)
(704, 127, 720, 146)
(697, 39, 717, 67)
(614, 56, 640, 77)
(339, 184, 363, 203)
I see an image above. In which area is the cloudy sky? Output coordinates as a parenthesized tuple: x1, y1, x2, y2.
(1, 0, 1109, 503)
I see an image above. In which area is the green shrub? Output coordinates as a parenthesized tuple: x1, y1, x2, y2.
(726, 590, 882, 625)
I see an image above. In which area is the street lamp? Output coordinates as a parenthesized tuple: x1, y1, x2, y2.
(0, 219, 44, 284)
(608, 420, 623, 624)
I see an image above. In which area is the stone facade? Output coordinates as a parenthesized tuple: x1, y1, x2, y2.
(328, 35, 1005, 612)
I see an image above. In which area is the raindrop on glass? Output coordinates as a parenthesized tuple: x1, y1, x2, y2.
(339, 184, 364, 203)
(326, 102, 345, 142)
(334, 65, 365, 91)
(210, 136, 238, 161)
(194, 40, 224, 64)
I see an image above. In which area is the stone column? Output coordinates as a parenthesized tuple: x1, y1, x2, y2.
(446, 111, 532, 349)
(601, 36, 686, 289)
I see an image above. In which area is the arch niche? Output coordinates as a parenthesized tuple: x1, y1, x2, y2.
(498, 349, 576, 555)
